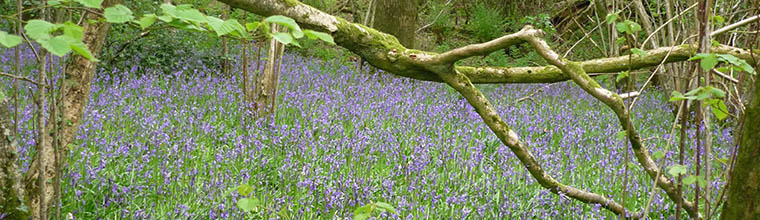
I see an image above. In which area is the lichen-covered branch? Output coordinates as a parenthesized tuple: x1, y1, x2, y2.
(221, 0, 757, 84)
(0, 93, 28, 219)
(522, 28, 701, 219)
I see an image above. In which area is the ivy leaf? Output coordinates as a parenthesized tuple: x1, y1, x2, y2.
(139, 14, 158, 30)
(236, 198, 260, 212)
(69, 40, 98, 61)
(264, 15, 303, 38)
(24, 19, 57, 41)
(75, 0, 103, 8)
(630, 48, 647, 57)
(303, 30, 335, 45)
(270, 32, 299, 47)
(104, 4, 134, 24)
(0, 31, 22, 48)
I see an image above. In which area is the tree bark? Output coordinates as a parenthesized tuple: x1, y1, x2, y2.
(0, 92, 27, 220)
(253, 23, 282, 117)
(720, 77, 760, 219)
(22, 1, 120, 218)
(374, 0, 416, 48)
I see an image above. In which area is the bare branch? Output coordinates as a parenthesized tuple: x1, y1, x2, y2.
(0, 72, 47, 87)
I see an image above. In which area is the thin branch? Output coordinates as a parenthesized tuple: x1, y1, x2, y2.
(416, 0, 453, 33)
(0, 72, 47, 87)
(712, 14, 760, 37)
(428, 26, 533, 65)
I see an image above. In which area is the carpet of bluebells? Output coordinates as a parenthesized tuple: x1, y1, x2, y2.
(1, 46, 734, 219)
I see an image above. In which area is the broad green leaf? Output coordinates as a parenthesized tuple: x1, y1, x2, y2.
(712, 15, 725, 24)
(717, 54, 755, 74)
(606, 12, 619, 25)
(652, 151, 665, 159)
(630, 48, 647, 57)
(271, 32, 299, 47)
(104, 4, 134, 24)
(616, 71, 629, 82)
(353, 204, 373, 220)
(683, 175, 697, 185)
(374, 202, 397, 214)
(69, 40, 98, 61)
(667, 165, 687, 177)
(615, 22, 630, 33)
(712, 100, 729, 120)
(175, 8, 206, 24)
(62, 21, 84, 40)
(246, 22, 260, 32)
(160, 3, 177, 17)
(40, 35, 75, 57)
(205, 16, 227, 36)
(264, 15, 303, 38)
(75, 0, 103, 8)
(49, 0, 62, 6)
(0, 31, 22, 48)
(303, 30, 335, 45)
(628, 20, 642, 33)
(236, 184, 253, 196)
(24, 20, 57, 41)
(697, 176, 707, 188)
(139, 14, 157, 30)
(705, 86, 726, 98)
(690, 53, 719, 71)
(236, 198, 260, 212)
(224, 19, 248, 38)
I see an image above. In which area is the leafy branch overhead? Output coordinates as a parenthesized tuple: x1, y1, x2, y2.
(0, 0, 334, 61)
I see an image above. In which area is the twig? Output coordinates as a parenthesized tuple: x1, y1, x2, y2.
(712, 14, 760, 37)
(416, 0, 453, 33)
(0, 71, 47, 87)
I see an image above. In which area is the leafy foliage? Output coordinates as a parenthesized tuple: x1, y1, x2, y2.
(468, 2, 505, 43)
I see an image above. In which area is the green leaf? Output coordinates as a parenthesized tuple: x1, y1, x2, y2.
(667, 165, 688, 177)
(271, 32, 299, 47)
(24, 20, 57, 41)
(246, 22, 261, 32)
(139, 14, 157, 30)
(353, 204, 373, 220)
(652, 151, 665, 159)
(697, 175, 707, 188)
(236, 184, 253, 196)
(40, 35, 75, 57)
(104, 4, 134, 24)
(69, 40, 98, 61)
(0, 31, 22, 48)
(690, 53, 719, 71)
(669, 90, 694, 102)
(175, 8, 206, 24)
(615, 22, 630, 33)
(264, 15, 303, 38)
(236, 198, 260, 212)
(303, 30, 335, 45)
(712, 15, 725, 24)
(62, 21, 84, 40)
(683, 175, 697, 185)
(616, 71, 629, 82)
(712, 100, 729, 120)
(160, 3, 177, 17)
(374, 202, 397, 214)
(717, 54, 755, 74)
(705, 86, 726, 98)
(630, 48, 647, 57)
(606, 12, 619, 25)
(75, 0, 103, 8)
(224, 19, 248, 38)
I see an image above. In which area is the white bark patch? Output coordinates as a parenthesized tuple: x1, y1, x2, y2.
(594, 87, 614, 100)
(506, 129, 521, 147)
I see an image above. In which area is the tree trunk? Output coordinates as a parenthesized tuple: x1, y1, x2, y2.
(374, 0, 417, 48)
(253, 23, 282, 117)
(720, 78, 760, 219)
(222, 4, 230, 76)
(22, 1, 120, 218)
(0, 92, 27, 220)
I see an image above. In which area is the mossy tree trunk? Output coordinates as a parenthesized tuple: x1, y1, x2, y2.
(720, 78, 760, 220)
